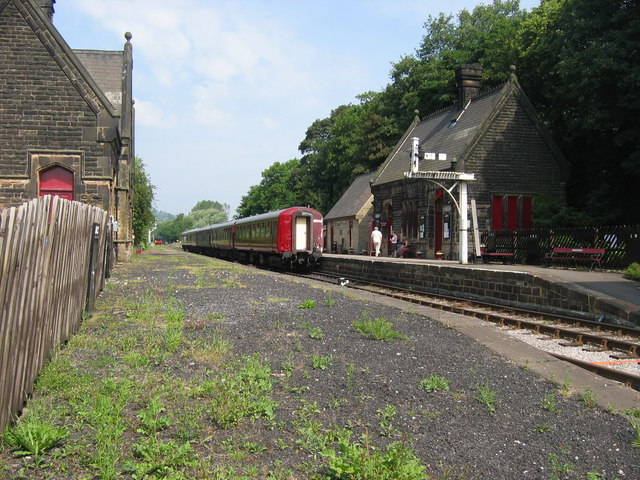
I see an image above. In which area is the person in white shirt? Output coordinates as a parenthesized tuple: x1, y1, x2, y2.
(371, 227, 383, 257)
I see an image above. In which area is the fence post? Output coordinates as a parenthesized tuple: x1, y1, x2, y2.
(85, 222, 101, 314)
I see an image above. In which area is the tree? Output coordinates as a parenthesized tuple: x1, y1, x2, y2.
(155, 214, 193, 243)
(188, 200, 230, 228)
(132, 156, 155, 246)
(236, 159, 303, 218)
(519, 0, 640, 224)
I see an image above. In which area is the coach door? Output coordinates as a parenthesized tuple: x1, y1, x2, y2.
(294, 215, 310, 251)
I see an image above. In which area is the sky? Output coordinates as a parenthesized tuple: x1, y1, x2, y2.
(52, 0, 540, 217)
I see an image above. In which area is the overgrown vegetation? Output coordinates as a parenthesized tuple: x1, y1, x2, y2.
(623, 263, 640, 281)
(1, 246, 635, 478)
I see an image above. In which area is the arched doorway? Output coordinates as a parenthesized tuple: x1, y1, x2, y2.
(39, 165, 74, 201)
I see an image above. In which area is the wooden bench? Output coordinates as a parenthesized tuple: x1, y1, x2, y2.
(544, 247, 605, 270)
(480, 247, 515, 264)
(480, 234, 514, 264)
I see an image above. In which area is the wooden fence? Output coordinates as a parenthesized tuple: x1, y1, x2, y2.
(479, 225, 640, 269)
(0, 196, 110, 435)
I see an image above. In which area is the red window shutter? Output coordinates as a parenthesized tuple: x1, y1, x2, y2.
(522, 197, 533, 229)
(507, 196, 518, 231)
(492, 196, 503, 231)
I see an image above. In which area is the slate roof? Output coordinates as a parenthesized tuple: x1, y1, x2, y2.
(371, 83, 506, 187)
(325, 172, 375, 220)
(74, 50, 124, 112)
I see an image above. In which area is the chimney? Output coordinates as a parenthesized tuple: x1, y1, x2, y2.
(455, 64, 483, 110)
(36, 0, 55, 22)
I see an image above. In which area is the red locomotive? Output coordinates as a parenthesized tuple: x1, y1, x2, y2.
(181, 206, 323, 269)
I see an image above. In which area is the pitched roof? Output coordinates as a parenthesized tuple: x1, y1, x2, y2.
(1, 0, 119, 118)
(371, 83, 506, 187)
(74, 50, 124, 113)
(325, 172, 375, 220)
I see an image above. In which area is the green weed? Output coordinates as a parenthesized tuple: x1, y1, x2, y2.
(420, 375, 449, 393)
(539, 392, 558, 413)
(376, 404, 399, 437)
(325, 291, 335, 307)
(5, 416, 67, 462)
(207, 355, 277, 429)
(298, 299, 317, 309)
(581, 389, 598, 409)
(475, 383, 500, 414)
(352, 311, 407, 341)
(311, 354, 333, 370)
(320, 431, 427, 480)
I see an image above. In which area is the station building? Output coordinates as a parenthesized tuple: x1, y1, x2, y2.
(370, 64, 568, 259)
(325, 172, 375, 255)
(0, 0, 135, 260)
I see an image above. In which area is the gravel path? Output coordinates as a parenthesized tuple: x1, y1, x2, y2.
(155, 248, 639, 479)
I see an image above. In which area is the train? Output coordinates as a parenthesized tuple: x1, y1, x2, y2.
(181, 206, 323, 270)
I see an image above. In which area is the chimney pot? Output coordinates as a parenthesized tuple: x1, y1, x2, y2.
(455, 64, 483, 110)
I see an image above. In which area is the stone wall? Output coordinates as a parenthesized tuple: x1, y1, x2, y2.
(319, 256, 640, 326)
(0, 1, 116, 212)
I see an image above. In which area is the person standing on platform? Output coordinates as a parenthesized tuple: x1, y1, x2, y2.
(371, 227, 383, 257)
(390, 231, 398, 257)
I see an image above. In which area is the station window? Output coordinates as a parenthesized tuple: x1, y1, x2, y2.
(492, 195, 532, 231)
(402, 200, 419, 239)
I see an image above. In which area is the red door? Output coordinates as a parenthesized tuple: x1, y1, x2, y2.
(39, 166, 74, 200)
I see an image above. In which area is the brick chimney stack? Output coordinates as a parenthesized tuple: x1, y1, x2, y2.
(455, 64, 483, 110)
(36, 0, 55, 22)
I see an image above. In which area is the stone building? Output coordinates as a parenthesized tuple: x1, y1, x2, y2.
(0, 0, 135, 260)
(370, 64, 568, 259)
(325, 172, 375, 254)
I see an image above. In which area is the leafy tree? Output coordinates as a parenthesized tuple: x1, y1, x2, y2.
(153, 200, 229, 242)
(519, 0, 640, 224)
(132, 156, 155, 246)
(153, 208, 175, 222)
(236, 159, 304, 218)
(188, 200, 230, 228)
(155, 214, 193, 243)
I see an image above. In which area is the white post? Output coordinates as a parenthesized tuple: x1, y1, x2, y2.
(411, 137, 420, 174)
(459, 181, 469, 264)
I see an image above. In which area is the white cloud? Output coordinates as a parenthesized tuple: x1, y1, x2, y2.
(134, 99, 175, 128)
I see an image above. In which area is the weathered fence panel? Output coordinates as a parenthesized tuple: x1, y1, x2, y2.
(0, 196, 109, 435)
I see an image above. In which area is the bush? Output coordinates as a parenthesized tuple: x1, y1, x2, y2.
(624, 263, 640, 281)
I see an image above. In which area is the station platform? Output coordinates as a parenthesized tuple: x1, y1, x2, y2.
(320, 253, 640, 327)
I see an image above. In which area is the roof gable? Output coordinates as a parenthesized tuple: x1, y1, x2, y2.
(371, 73, 569, 188)
(325, 172, 375, 220)
(372, 85, 504, 187)
(0, 0, 118, 118)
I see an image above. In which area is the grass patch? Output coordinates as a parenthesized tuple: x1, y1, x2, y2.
(207, 355, 277, 429)
(420, 375, 449, 393)
(352, 311, 407, 341)
(475, 383, 500, 414)
(298, 299, 317, 309)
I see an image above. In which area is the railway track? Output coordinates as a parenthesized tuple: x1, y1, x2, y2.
(298, 271, 640, 391)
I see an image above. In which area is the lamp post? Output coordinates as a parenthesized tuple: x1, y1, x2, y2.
(405, 137, 475, 264)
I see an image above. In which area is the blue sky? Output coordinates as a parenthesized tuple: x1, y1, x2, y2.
(53, 0, 539, 216)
